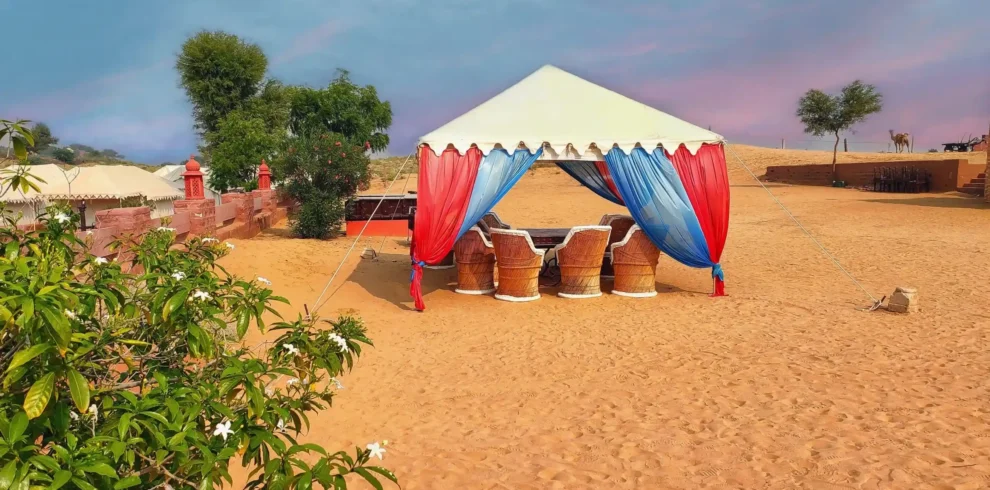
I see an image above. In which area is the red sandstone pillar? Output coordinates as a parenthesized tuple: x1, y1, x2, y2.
(258, 159, 272, 191)
(174, 155, 216, 236)
(182, 155, 205, 200)
(221, 192, 253, 223)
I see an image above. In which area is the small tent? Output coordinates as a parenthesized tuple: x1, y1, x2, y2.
(1, 164, 183, 223)
(410, 65, 729, 310)
(154, 164, 220, 202)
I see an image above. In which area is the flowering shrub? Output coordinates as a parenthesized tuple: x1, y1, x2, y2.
(0, 206, 396, 489)
(276, 133, 372, 239)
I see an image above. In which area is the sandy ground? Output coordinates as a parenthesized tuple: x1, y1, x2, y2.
(222, 146, 990, 489)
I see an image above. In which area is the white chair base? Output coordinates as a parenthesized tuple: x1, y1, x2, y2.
(495, 293, 541, 302)
(455, 287, 495, 295)
(558, 291, 603, 299)
(612, 290, 658, 298)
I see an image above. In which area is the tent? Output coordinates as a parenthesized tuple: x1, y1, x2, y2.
(409, 65, 729, 310)
(1, 164, 183, 223)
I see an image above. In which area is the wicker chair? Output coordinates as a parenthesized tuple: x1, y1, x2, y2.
(599, 215, 635, 278)
(610, 225, 661, 297)
(490, 229, 544, 302)
(453, 227, 496, 295)
(481, 212, 511, 230)
(553, 226, 611, 299)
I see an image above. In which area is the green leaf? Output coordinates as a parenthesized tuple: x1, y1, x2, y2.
(117, 413, 132, 439)
(0, 459, 16, 490)
(352, 467, 384, 490)
(139, 411, 169, 425)
(364, 466, 398, 484)
(71, 478, 97, 490)
(23, 373, 55, 419)
(39, 308, 69, 351)
(113, 475, 141, 490)
(8, 412, 27, 442)
(162, 288, 189, 320)
(6, 344, 51, 373)
(49, 470, 71, 490)
(79, 463, 118, 478)
(236, 308, 250, 338)
(66, 369, 90, 412)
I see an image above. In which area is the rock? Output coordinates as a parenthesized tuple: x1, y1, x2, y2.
(887, 286, 918, 313)
(360, 247, 377, 260)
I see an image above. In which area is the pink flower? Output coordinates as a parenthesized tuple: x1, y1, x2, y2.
(364, 141, 371, 149)
(328, 159, 332, 164)
(342, 153, 346, 157)
(335, 141, 342, 147)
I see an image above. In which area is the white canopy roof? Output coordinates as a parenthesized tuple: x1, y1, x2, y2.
(419, 65, 723, 161)
(1, 164, 182, 203)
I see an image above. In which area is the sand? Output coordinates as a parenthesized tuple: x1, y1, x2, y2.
(222, 145, 990, 489)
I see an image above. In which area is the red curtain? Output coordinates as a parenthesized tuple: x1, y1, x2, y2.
(594, 161, 624, 204)
(667, 143, 730, 296)
(410, 145, 482, 310)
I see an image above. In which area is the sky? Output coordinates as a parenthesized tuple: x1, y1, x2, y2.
(1, 0, 987, 163)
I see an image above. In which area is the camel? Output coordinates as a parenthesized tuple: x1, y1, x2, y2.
(889, 129, 912, 153)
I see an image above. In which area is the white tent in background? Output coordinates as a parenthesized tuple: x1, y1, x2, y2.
(0, 164, 183, 224)
(153, 164, 220, 203)
(419, 64, 723, 160)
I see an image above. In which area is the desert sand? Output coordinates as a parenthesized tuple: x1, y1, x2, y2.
(222, 145, 990, 489)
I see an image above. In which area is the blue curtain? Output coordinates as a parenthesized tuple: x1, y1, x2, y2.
(604, 147, 713, 269)
(456, 147, 543, 240)
(556, 161, 623, 205)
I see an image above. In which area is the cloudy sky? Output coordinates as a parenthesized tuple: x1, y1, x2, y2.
(1, 0, 987, 163)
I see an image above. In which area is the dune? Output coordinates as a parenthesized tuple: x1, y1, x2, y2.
(221, 145, 990, 489)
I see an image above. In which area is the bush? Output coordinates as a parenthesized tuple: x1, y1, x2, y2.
(53, 147, 75, 163)
(0, 204, 397, 489)
(277, 133, 371, 239)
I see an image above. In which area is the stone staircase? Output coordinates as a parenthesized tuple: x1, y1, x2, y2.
(958, 173, 986, 196)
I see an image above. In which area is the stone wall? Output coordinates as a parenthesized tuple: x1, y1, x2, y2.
(90, 192, 294, 257)
(764, 159, 983, 194)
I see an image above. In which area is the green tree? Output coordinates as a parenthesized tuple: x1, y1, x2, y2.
(796, 80, 883, 176)
(205, 110, 281, 192)
(288, 70, 392, 152)
(101, 148, 124, 160)
(278, 133, 372, 238)
(28, 122, 58, 152)
(176, 30, 267, 136)
(52, 146, 75, 163)
(0, 204, 399, 489)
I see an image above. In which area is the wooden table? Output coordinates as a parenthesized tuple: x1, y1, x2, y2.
(520, 228, 570, 248)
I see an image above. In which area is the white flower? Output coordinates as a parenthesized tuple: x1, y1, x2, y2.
(69, 411, 79, 421)
(94, 257, 108, 265)
(265, 387, 274, 396)
(212, 420, 233, 441)
(202, 237, 218, 244)
(157, 226, 176, 232)
(283, 344, 299, 356)
(331, 377, 344, 390)
(65, 310, 76, 319)
(328, 333, 348, 352)
(276, 419, 286, 433)
(171, 271, 186, 281)
(302, 376, 310, 387)
(88, 404, 98, 422)
(366, 442, 386, 460)
(257, 276, 271, 286)
(225, 242, 235, 250)
(192, 290, 211, 301)
(286, 377, 299, 386)
(53, 212, 70, 224)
